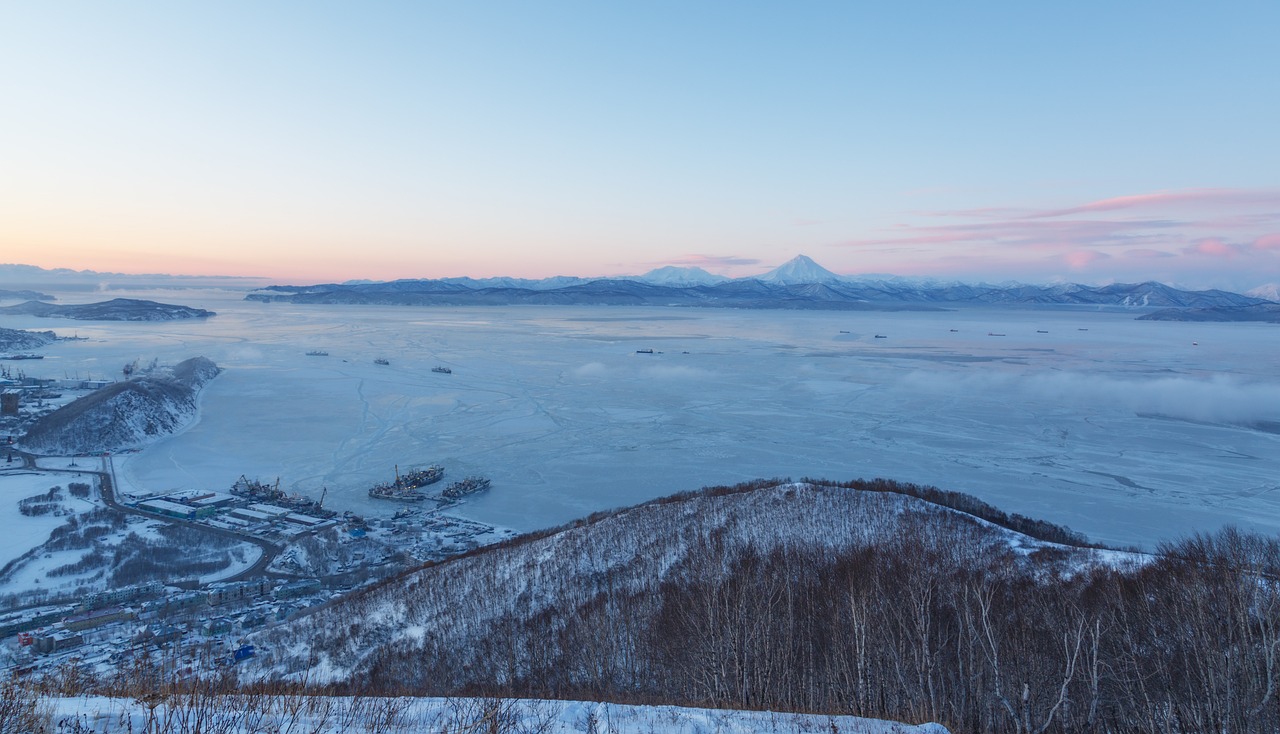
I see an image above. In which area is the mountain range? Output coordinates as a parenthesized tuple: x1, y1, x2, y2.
(247, 255, 1270, 311)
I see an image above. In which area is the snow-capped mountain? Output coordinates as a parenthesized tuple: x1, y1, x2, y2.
(634, 265, 729, 286)
(1246, 283, 1280, 303)
(752, 254, 845, 284)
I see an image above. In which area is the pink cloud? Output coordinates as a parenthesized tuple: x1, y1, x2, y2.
(834, 187, 1280, 288)
(1062, 250, 1110, 269)
(1184, 239, 1240, 258)
(1254, 234, 1280, 250)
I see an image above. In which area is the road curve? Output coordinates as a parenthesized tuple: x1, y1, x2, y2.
(8, 447, 286, 583)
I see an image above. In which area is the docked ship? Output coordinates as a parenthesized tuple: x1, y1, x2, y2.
(368, 464, 444, 502)
(442, 476, 491, 500)
(231, 475, 286, 502)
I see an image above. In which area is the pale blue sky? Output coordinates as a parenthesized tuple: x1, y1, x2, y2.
(2, 2, 1277, 288)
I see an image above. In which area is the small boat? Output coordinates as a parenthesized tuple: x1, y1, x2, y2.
(988, 332, 1006, 337)
(374, 358, 390, 366)
(1077, 328, 1089, 331)
(874, 334, 887, 339)
(839, 330, 850, 334)
(305, 350, 329, 356)
(636, 348, 653, 354)
(431, 366, 452, 374)
(1036, 330, 1048, 334)
(949, 329, 959, 332)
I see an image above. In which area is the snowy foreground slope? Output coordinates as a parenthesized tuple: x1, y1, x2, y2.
(19, 356, 219, 454)
(253, 481, 1099, 687)
(43, 695, 948, 734)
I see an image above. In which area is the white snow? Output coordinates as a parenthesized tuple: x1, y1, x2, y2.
(0, 471, 89, 570)
(1246, 283, 1280, 302)
(44, 694, 949, 733)
(2, 288, 1277, 550)
(636, 265, 730, 286)
(754, 254, 844, 284)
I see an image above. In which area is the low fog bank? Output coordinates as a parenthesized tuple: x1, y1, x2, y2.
(899, 371, 1280, 428)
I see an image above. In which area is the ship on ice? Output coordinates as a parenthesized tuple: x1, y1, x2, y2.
(442, 476, 491, 500)
(368, 464, 445, 502)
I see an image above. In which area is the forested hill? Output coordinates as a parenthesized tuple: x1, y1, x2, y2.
(252, 477, 1280, 734)
(20, 356, 220, 454)
(0, 298, 214, 321)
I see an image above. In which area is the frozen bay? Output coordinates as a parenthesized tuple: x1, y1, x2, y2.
(4, 289, 1279, 549)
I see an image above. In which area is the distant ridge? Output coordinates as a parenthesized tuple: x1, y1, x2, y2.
(247, 254, 1266, 311)
(0, 298, 215, 321)
(1138, 303, 1280, 323)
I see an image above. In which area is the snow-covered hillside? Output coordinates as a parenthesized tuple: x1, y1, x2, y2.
(20, 356, 220, 454)
(250, 479, 1115, 733)
(0, 326, 56, 352)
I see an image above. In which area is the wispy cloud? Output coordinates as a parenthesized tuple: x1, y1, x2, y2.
(1024, 188, 1280, 219)
(844, 218, 1181, 249)
(837, 187, 1280, 288)
(657, 254, 761, 269)
(1255, 234, 1280, 250)
(1124, 248, 1177, 259)
(1183, 238, 1241, 258)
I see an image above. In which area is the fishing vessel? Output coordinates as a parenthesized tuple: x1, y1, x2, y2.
(368, 464, 444, 502)
(442, 476, 491, 500)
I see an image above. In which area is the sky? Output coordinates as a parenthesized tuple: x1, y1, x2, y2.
(2, 1, 1278, 290)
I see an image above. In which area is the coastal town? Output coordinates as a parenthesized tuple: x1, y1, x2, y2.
(0, 452, 511, 679)
(1, 360, 510, 680)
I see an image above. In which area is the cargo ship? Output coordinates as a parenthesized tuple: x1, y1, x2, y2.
(442, 476, 491, 500)
(368, 464, 444, 502)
